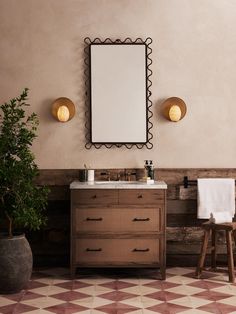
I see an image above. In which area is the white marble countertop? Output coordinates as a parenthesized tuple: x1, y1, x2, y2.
(70, 180, 167, 189)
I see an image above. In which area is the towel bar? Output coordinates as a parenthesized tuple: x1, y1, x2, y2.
(183, 176, 236, 189)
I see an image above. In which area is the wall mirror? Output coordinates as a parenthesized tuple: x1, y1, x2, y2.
(84, 38, 153, 149)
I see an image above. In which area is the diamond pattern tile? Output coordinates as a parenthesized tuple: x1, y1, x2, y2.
(75, 285, 113, 297)
(45, 302, 88, 313)
(145, 290, 185, 302)
(194, 290, 232, 301)
(100, 281, 137, 291)
(21, 296, 63, 309)
(0, 303, 37, 314)
(1, 267, 236, 313)
(54, 280, 92, 290)
(95, 302, 140, 314)
(99, 291, 138, 302)
(51, 290, 91, 302)
(147, 301, 191, 313)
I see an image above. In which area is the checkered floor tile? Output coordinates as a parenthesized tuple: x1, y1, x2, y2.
(1, 267, 236, 313)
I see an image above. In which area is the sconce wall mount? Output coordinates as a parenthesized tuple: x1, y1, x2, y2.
(162, 97, 187, 122)
(52, 97, 75, 122)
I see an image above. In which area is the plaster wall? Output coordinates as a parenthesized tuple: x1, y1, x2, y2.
(1, 0, 236, 168)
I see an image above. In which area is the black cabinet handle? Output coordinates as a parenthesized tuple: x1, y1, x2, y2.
(92, 195, 97, 199)
(138, 194, 143, 198)
(86, 217, 103, 221)
(86, 248, 102, 252)
(133, 218, 150, 222)
(133, 248, 150, 252)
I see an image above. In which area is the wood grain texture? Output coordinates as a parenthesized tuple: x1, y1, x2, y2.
(179, 185, 236, 200)
(75, 207, 162, 233)
(75, 238, 160, 264)
(119, 189, 165, 205)
(71, 189, 118, 206)
(71, 187, 166, 277)
(179, 186, 197, 200)
(167, 200, 197, 214)
(156, 168, 236, 185)
(48, 186, 70, 201)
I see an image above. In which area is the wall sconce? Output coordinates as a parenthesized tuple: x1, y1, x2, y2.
(51, 97, 75, 122)
(162, 97, 187, 122)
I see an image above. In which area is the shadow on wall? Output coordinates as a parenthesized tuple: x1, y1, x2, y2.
(155, 98, 166, 122)
(38, 98, 55, 123)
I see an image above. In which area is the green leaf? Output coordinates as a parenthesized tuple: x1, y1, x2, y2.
(0, 88, 49, 235)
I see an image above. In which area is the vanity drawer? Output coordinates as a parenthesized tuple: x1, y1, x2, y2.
(71, 189, 118, 206)
(119, 189, 165, 205)
(75, 207, 162, 232)
(75, 238, 159, 264)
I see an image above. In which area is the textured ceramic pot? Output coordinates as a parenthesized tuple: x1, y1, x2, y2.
(0, 234, 33, 294)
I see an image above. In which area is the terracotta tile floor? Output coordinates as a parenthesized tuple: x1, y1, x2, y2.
(1, 267, 236, 313)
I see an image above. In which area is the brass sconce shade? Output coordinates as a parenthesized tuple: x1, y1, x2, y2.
(51, 97, 75, 122)
(162, 97, 187, 122)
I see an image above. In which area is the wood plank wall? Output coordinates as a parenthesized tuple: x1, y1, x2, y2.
(29, 168, 236, 267)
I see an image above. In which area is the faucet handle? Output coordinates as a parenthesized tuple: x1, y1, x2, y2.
(126, 172, 131, 181)
(100, 171, 110, 181)
(125, 170, 137, 181)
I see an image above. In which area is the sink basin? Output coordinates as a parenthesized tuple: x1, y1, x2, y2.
(95, 181, 138, 184)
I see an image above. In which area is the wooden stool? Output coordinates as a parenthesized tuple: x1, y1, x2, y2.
(196, 221, 236, 282)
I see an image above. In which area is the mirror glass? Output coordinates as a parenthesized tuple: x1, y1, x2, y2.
(90, 43, 148, 144)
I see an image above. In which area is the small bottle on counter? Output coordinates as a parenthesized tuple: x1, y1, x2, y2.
(149, 160, 155, 180)
(144, 160, 149, 179)
(144, 160, 155, 181)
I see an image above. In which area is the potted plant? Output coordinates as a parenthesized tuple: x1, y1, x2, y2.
(0, 88, 49, 294)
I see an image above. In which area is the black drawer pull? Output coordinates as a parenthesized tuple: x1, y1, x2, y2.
(137, 194, 143, 198)
(92, 195, 97, 199)
(133, 248, 150, 252)
(86, 217, 103, 221)
(133, 218, 150, 222)
(86, 248, 102, 252)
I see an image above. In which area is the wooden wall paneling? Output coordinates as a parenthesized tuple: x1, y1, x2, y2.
(37, 170, 79, 185)
(179, 185, 236, 200)
(179, 186, 197, 200)
(166, 184, 179, 200)
(167, 227, 203, 242)
(156, 168, 236, 184)
(48, 186, 70, 201)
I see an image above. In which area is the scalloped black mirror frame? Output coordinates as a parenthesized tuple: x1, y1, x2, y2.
(84, 37, 153, 149)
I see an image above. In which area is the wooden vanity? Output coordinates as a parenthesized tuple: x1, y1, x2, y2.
(70, 181, 167, 279)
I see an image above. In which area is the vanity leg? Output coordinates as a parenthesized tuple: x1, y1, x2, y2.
(70, 265, 76, 279)
(160, 266, 166, 280)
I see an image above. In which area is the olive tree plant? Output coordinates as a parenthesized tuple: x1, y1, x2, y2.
(0, 88, 48, 237)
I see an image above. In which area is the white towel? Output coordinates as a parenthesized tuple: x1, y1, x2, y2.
(208, 212, 233, 224)
(197, 178, 235, 223)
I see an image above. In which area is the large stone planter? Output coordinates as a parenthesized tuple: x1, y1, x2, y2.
(0, 234, 33, 294)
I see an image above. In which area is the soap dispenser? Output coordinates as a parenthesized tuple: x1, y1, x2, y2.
(144, 160, 155, 180)
(144, 160, 149, 179)
(149, 160, 154, 180)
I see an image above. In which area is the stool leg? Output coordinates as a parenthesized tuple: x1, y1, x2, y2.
(196, 229, 210, 278)
(233, 230, 236, 248)
(211, 229, 217, 271)
(233, 229, 236, 265)
(226, 230, 235, 283)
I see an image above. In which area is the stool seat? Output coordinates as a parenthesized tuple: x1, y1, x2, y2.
(201, 221, 236, 231)
(196, 221, 236, 282)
